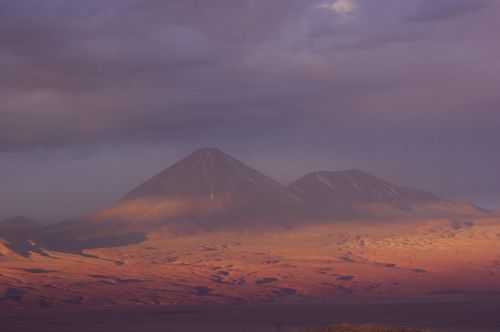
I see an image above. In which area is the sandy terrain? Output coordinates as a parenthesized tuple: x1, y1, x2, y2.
(2, 216, 500, 308)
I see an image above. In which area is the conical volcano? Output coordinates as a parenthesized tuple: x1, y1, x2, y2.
(123, 148, 292, 202)
(95, 148, 304, 228)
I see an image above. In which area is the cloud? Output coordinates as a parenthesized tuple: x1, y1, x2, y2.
(408, 0, 488, 23)
(1, 0, 500, 219)
(1, 0, 498, 152)
(317, 0, 357, 15)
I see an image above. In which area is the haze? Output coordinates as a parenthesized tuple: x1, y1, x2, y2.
(1, 0, 499, 220)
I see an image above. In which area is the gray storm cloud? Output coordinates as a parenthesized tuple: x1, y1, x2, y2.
(1, 0, 499, 219)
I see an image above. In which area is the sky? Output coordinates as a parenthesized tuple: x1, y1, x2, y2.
(1, 0, 499, 221)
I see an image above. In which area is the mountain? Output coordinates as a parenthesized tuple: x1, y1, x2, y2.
(0, 217, 47, 257)
(289, 170, 484, 219)
(30, 150, 486, 252)
(0, 216, 39, 232)
(92, 148, 304, 230)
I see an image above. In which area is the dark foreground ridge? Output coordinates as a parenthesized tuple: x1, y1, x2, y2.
(2, 302, 500, 332)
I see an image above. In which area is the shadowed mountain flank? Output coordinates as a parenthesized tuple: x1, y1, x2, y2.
(0, 217, 48, 257)
(0, 217, 145, 255)
(96, 148, 304, 229)
(0, 217, 39, 232)
(37, 220, 147, 253)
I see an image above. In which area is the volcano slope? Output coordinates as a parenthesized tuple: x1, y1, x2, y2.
(101, 147, 305, 229)
(0, 148, 496, 308)
(290, 170, 484, 220)
(73, 148, 303, 240)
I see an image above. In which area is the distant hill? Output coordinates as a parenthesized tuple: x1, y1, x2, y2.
(0, 216, 41, 243)
(290, 170, 485, 219)
(0, 217, 47, 257)
(0, 216, 39, 231)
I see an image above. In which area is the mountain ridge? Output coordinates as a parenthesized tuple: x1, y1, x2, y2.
(94, 148, 487, 226)
(289, 169, 484, 219)
(7, 147, 487, 253)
